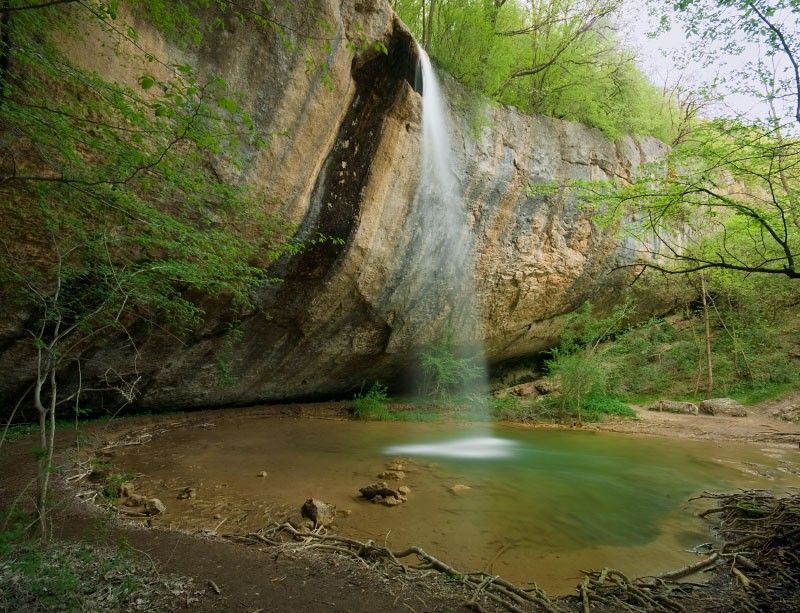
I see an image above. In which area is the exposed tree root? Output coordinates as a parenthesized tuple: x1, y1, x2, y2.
(558, 490, 800, 612)
(226, 522, 558, 612)
(219, 490, 800, 612)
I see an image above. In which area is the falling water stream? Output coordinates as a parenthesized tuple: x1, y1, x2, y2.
(389, 47, 505, 458)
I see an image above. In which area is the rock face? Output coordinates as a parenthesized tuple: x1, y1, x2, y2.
(0, 0, 670, 411)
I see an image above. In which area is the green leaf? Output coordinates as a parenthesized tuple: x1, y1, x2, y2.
(138, 75, 156, 90)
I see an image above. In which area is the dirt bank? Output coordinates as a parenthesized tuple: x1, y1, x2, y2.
(582, 393, 800, 446)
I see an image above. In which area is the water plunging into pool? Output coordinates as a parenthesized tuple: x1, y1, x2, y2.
(388, 47, 510, 459)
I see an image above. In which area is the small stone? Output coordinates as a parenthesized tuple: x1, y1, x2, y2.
(177, 487, 196, 500)
(144, 498, 166, 515)
(397, 485, 411, 496)
(372, 495, 384, 504)
(257, 471, 268, 478)
(124, 494, 146, 507)
(301, 498, 336, 528)
(449, 484, 471, 495)
(377, 470, 405, 480)
(383, 496, 402, 506)
(648, 400, 699, 415)
(120, 482, 135, 498)
(533, 378, 560, 395)
(213, 514, 222, 520)
(386, 461, 405, 471)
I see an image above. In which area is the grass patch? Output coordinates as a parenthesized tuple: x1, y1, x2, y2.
(727, 382, 798, 405)
(353, 383, 392, 420)
(581, 393, 636, 420)
(0, 513, 203, 611)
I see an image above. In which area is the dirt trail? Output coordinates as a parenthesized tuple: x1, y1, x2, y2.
(583, 393, 800, 446)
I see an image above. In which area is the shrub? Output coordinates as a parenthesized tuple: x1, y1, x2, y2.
(581, 393, 636, 421)
(352, 383, 391, 420)
(419, 343, 484, 399)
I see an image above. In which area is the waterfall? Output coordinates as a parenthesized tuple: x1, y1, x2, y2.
(414, 47, 489, 407)
(384, 47, 512, 458)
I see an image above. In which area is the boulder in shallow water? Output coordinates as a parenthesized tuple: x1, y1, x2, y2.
(359, 481, 407, 505)
(144, 498, 166, 515)
(301, 498, 336, 528)
(377, 470, 405, 480)
(648, 400, 699, 415)
(699, 398, 747, 417)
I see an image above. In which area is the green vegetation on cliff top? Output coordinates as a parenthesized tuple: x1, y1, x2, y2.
(393, 0, 678, 140)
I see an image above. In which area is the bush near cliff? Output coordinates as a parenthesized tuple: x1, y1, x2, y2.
(0, 0, 309, 536)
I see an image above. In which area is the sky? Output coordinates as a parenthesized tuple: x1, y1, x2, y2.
(620, 0, 797, 125)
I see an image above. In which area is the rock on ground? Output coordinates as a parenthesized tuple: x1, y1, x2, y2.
(358, 482, 408, 506)
(648, 400, 699, 415)
(301, 498, 336, 528)
(699, 398, 748, 417)
(144, 498, 166, 515)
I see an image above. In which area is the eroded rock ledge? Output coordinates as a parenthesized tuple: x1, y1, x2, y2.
(0, 0, 669, 410)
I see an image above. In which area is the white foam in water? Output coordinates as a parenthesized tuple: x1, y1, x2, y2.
(385, 436, 517, 459)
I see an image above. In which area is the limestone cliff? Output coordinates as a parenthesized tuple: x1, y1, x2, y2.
(0, 0, 668, 409)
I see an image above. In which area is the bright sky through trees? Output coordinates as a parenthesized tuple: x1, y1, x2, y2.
(623, 0, 799, 126)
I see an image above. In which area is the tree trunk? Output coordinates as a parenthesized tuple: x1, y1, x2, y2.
(424, 0, 436, 49)
(700, 272, 713, 399)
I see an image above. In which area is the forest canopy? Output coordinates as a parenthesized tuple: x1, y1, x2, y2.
(392, 0, 678, 140)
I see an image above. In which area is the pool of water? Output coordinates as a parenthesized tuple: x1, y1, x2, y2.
(111, 416, 800, 594)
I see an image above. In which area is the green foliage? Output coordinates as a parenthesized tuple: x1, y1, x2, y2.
(0, 536, 199, 611)
(585, 120, 800, 280)
(577, 1, 800, 281)
(0, 510, 29, 557)
(353, 382, 391, 420)
(214, 320, 245, 387)
(592, 273, 800, 404)
(581, 392, 636, 420)
(546, 300, 635, 423)
(488, 395, 551, 422)
(0, 423, 40, 445)
(418, 342, 484, 399)
(100, 471, 133, 502)
(393, 0, 675, 139)
(0, 1, 306, 412)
